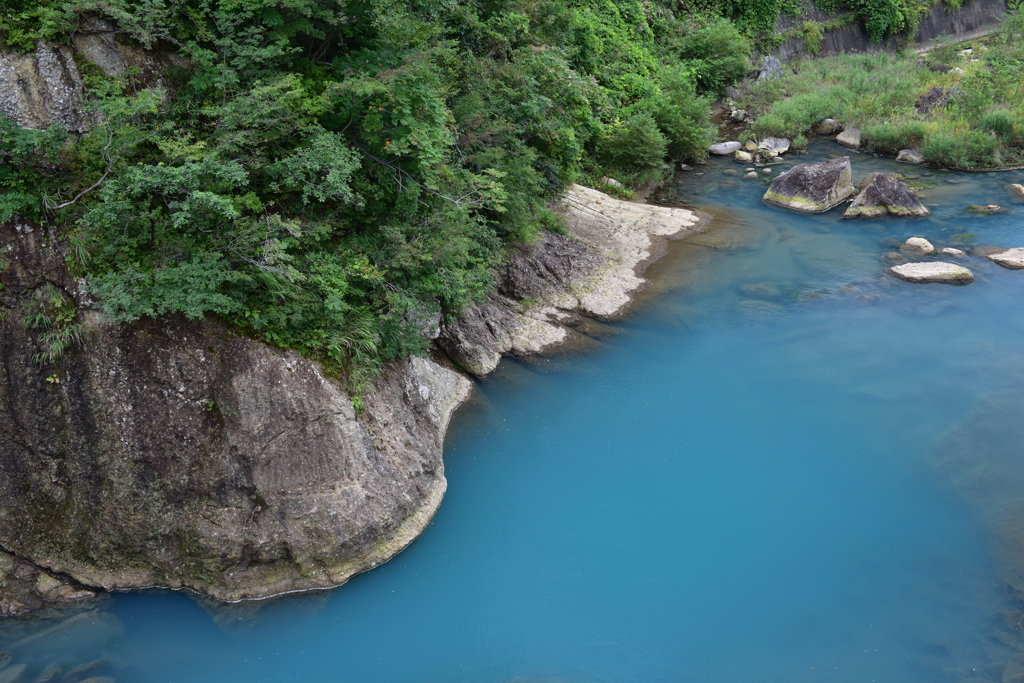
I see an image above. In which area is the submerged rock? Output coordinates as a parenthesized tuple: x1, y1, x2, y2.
(1007, 184, 1024, 202)
(967, 204, 1006, 214)
(901, 237, 935, 257)
(941, 247, 965, 257)
(708, 141, 742, 156)
(888, 262, 974, 284)
(884, 251, 909, 265)
(897, 149, 925, 165)
(843, 172, 929, 218)
(835, 128, 861, 148)
(762, 157, 855, 213)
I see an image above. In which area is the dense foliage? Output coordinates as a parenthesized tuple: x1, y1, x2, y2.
(0, 0, 746, 386)
(740, 7, 1024, 169)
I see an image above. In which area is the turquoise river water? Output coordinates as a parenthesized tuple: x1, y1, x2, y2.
(9, 140, 1024, 682)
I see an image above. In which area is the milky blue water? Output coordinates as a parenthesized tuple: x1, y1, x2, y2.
(13, 141, 1024, 682)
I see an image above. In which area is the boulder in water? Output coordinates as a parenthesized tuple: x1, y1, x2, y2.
(843, 172, 929, 218)
(708, 141, 742, 156)
(897, 149, 925, 165)
(735, 150, 753, 163)
(762, 157, 855, 213)
(901, 237, 935, 257)
(836, 128, 861, 148)
(758, 137, 790, 155)
(1007, 184, 1024, 202)
(889, 262, 974, 284)
(967, 204, 1006, 214)
(980, 247, 1024, 269)
(941, 247, 965, 257)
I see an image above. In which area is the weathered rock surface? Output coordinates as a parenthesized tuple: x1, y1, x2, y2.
(0, 550, 95, 617)
(897, 149, 926, 165)
(438, 184, 709, 377)
(843, 172, 929, 218)
(758, 55, 783, 81)
(978, 246, 1024, 269)
(762, 157, 855, 213)
(708, 141, 742, 156)
(0, 225, 471, 602)
(902, 237, 935, 257)
(735, 150, 753, 163)
(888, 262, 974, 283)
(758, 137, 790, 155)
(0, 20, 184, 133)
(835, 128, 861, 148)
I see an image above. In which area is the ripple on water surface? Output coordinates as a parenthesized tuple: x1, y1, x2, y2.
(11, 141, 1024, 683)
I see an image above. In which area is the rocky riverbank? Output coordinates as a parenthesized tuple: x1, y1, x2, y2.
(0, 183, 708, 612)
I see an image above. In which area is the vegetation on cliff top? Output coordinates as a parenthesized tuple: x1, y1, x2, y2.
(0, 0, 751, 385)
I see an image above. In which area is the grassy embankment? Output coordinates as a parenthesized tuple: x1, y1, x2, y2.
(738, 7, 1024, 169)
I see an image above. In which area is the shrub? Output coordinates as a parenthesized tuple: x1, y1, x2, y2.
(861, 120, 928, 155)
(922, 130, 998, 169)
(598, 112, 668, 182)
(678, 19, 750, 94)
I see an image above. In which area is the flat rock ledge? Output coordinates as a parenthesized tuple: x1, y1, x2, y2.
(977, 246, 1024, 269)
(889, 262, 975, 284)
(438, 184, 710, 377)
(844, 172, 929, 218)
(762, 157, 855, 213)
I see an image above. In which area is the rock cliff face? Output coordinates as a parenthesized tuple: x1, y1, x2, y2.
(0, 18, 183, 133)
(0, 223, 471, 601)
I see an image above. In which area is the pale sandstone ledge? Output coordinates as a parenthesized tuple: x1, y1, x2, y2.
(437, 184, 712, 377)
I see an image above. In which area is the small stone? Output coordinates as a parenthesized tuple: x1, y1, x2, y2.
(745, 168, 756, 172)
(901, 237, 935, 257)
(897, 149, 925, 165)
(679, 163, 692, 171)
(761, 168, 772, 174)
(600, 177, 623, 188)
(836, 128, 861, 148)
(744, 172, 757, 179)
(722, 168, 738, 176)
(1007, 184, 1024, 202)
(731, 109, 748, 122)
(708, 141, 742, 156)
(940, 247, 965, 257)
(884, 252, 909, 265)
(35, 574, 60, 595)
(960, 48, 974, 56)
(744, 139, 758, 152)
(951, 67, 965, 74)
(735, 150, 753, 163)
(889, 262, 974, 284)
